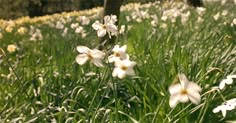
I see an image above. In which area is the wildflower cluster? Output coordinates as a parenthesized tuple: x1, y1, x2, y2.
(76, 15, 136, 79)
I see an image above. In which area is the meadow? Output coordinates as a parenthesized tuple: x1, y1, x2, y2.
(0, 1, 236, 122)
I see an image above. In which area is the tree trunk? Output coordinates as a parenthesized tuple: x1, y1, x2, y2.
(187, 0, 203, 7)
(99, 0, 123, 50)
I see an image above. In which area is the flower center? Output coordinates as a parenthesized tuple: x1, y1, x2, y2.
(87, 53, 93, 59)
(102, 24, 106, 29)
(121, 65, 128, 71)
(114, 52, 120, 57)
(180, 89, 188, 95)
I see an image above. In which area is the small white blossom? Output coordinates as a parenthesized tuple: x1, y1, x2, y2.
(7, 44, 17, 53)
(219, 75, 236, 90)
(108, 45, 129, 63)
(213, 98, 236, 117)
(76, 46, 105, 67)
(169, 74, 202, 108)
(112, 59, 136, 79)
(92, 15, 118, 38)
(213, 12, 220, 21)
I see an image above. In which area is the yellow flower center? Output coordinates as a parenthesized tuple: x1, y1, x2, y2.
(87, 54, 93, 59)
(121, 65, 128, 71)
(102, 25, 106, 29)
(114, 52, 120, 57)
(180, 89, 188, 95)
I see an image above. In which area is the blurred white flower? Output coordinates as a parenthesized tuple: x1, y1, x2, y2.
(76, 46, 105, 67)
(181, 11, 190, 25)
(169, 74, 202, 108)
(0, 32, 2, 39)
(197, 16, 204, 23)
(17, 27, 27, 35)
(221, 0, 227, 5)
(30, 29, 43, 41)
(92, 15, 118, 38)
(71, 23, 79, 29)
(196, 7, 206, 16)
(221, 10, 228, 16)
(56, 21, 64, 29)
(119, 25, 126, 34)
(160, 23, 167, 29)
(213, 12, 220, 21)
(233, 18, 236, 25)
(219, 75, 236, 90)
(7, 44, 17, 53)
(62, 27, 68, 37)
(108, 45, 129, 63)
(112, 59, 136, 79)
(75, 26, 84, 34)
(213, 98, 236, 117)
(79, 16, 90, 25)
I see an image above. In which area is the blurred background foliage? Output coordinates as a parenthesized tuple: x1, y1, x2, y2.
(0, 0, 159, 20)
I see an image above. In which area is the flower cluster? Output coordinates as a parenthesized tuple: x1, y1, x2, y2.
(108, 45, 136, 79)
(76, 15, 136, 79)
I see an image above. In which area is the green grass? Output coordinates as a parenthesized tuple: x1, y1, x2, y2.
(0, 1, 236, 123)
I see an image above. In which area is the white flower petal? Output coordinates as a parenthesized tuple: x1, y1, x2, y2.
(92, 58, 104, 67)
(187, 91, 201, 105)
(92, 49, 105, 59)
(106, 24, 118, 34)
(117, 70, 126, 79)
(92, 21, 102, 30)
(188, 82, 202, 92)
(112, 68, 119, 77)
(169, 84, 182, 95)
(179, 94, 189, 103)
(225, 78, 233, 85)
(76, 54, 88, 65)
(227, 75, 236, 79)
(221, 108, 227, 117)
(120, 45, 127, 52)
(213, 107, 220, 113)
(97, 29, 107, 37)
(104, 15, 111, 24)
(169, 95, 180, 108)
(219, 79, 227, 90)
(108, 55, 116, 63)
(126, 68, 135, 76)
(76, 46, 90, 53)
(178, 74, 189, 89)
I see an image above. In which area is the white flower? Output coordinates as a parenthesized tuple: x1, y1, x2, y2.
(92, 15, 118, 38)
(56, 21, 64, 29)
(71, 23, 79, 29)
(213, 12, 220, 21)
(112, 59, 136, 79)
(75, 46, 105, 67)
(213, 98, 236, 117)
(79, 16, 90, 25)
(196, 7, 206, 16)
(233, 18, 236, 25)
(7, 44, 17, 53)
(108, 45, 129, 63)
(219, 75, 236, 90)
(169, 74, 202, 108)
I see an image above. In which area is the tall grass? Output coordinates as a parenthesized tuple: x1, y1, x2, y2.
(0, 1, 236, 122)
